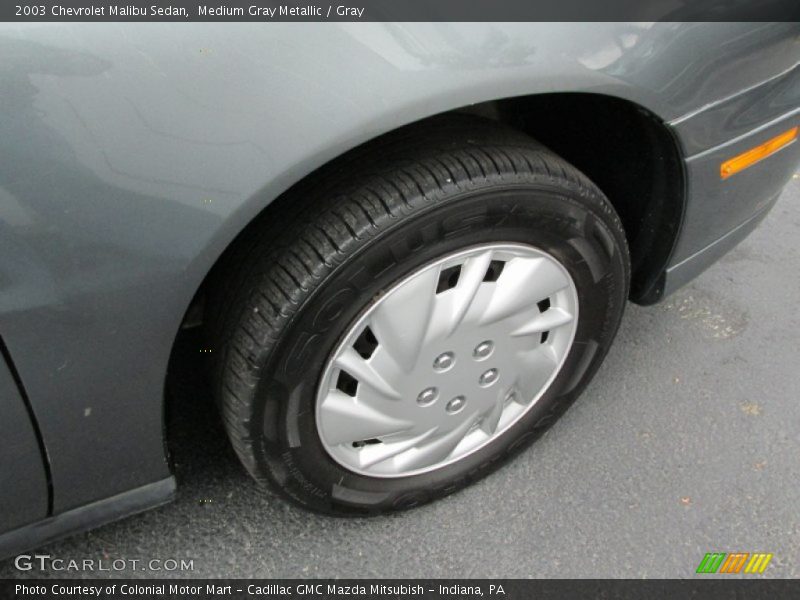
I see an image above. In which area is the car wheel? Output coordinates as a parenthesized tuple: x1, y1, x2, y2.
(208, 116, 630, 514)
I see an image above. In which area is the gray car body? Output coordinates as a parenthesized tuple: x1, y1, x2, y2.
(1, 22, 799, 557)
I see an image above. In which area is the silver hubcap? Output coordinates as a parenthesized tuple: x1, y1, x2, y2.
(315, 243, 579, 478)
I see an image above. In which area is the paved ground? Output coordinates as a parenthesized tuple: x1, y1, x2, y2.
(3, 180, 799, 580)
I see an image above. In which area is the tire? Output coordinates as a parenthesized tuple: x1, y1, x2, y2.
(207, 115, 629, 514)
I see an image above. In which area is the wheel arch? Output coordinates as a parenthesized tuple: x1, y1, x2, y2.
(182, 91, 684, 331)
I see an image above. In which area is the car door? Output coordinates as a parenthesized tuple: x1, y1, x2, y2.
(0, 348, 48, 533)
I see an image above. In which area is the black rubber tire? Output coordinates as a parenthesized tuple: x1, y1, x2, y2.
(207, 115, 630, 515)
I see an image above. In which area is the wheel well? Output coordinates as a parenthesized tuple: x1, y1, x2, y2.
(183, 92, 685, 333)
(464, 93, 685, 304)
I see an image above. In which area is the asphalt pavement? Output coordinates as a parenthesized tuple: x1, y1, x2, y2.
(3, 178, 799, 579)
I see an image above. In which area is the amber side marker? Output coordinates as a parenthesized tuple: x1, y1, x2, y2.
(721, 126, 798, 180)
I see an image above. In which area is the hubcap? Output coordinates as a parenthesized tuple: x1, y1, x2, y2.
(315, 243, 579, 478)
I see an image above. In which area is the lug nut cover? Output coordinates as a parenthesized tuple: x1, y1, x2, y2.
(479, 368, 499, 387)
(446, 395, 466, 414)
(473, 340, 494, 359)
(433, 352, 455, 371)
(416, 387, 438, 406)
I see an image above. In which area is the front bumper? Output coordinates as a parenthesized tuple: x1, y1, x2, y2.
(662, 64, 800, 296)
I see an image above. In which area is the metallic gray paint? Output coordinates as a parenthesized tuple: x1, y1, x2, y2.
(0, 22, 798, 547)
(671, 63, 800, 156)
(0, 350, 47, 532)
(663, 194, 779, 298)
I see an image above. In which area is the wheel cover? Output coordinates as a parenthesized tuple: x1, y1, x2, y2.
(315, 243, 579, 478)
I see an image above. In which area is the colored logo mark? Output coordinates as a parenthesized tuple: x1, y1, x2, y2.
(696, 552, 773, 574)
